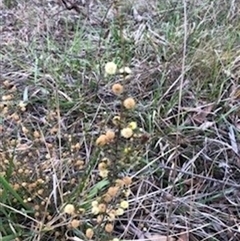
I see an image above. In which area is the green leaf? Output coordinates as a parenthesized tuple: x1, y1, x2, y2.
(2, 234, 19, 241)
(0, 175, 31, 210)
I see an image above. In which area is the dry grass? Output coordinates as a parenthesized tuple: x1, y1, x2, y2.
(0, 0, 240, 241)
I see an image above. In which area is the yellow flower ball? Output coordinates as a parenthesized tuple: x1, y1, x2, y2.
(99, 169, 109, 178)
(107, 186, 119, 197)
(105, 129, 115, 141)
(79, 208, 86, 214)
(98, 162, 107, 171)
(91, 201, 98, 207)
(70, 219, 81, 228)
(115, 179, 125, 187)
(115, 207, 124, 216)
(120, 200, 129, 209)
(103, 194, 112, 203)
(63, 204, 75, 215)
(112, 115, 121, 126)
(107, 212, 116, 221)
(96, 134, 108, 146)
(98, 203, 107, 213)
(105, 223, 114, 233)
(86, 228, 94, 239)
(123, 97, 136, 109)
(112, 83, 124, 95)
(122, 176, 132, 186)
(105, 62, 117, 75)
(128, 121, 137, 130)
(121, 127, 133, 138)
(91, 206, 100, 215)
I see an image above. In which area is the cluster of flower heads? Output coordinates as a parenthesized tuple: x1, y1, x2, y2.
(86, 62, 137, 240)
(56, 62, 137, 241)
(96, 61, 138, 146)
(62, 176, 131, 239)
(1, 62, 140, 241)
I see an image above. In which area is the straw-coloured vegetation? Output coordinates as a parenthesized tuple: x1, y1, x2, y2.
(0, 0, 239, 241)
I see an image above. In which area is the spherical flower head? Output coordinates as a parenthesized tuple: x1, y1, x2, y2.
(112, 115, 121, 126)
(91, 200, 99, 207)
(98, 162, 107, 171)
(128, 121, 137, 130)
(105, 223, 114, 233)
(91, 206, 100, 215)
(120, 200, 129, 209)
(115, 179, 124, 187)
(107, 212, 116, 221)
(70, 219, 81, 228)
(99, 169, 109, 178)
(122, 176, 132, 186)
(115, 207, 124, 216)
(112, 83, 124, 95)
(63, 204, 75, 215)
(107, 186, 119, 197)
(105, 62, 117, 75)
(121, 127, 133, 139)
(105, 129, 115, 141)
(98, 203, 107, 213)
(103, 193, 112, 203)
(79, 208, 86, 214)
(86, 228, 94, 239)
(96, 134, 108, 146)
(123, 97, 136, 109)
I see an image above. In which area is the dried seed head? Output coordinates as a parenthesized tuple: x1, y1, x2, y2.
(105, 223, 114, 233)
(105, 62, 117, 75)
(123, 97, 136, 109)
(112, 83, 124, 95)
(121, 127, 133, 138)
(63, 204, 75, 215)
(85, 228, 94, 239)
(96, 134, 108, 146)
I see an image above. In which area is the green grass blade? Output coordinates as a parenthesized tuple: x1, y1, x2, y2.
(0, 175, 30, 210)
